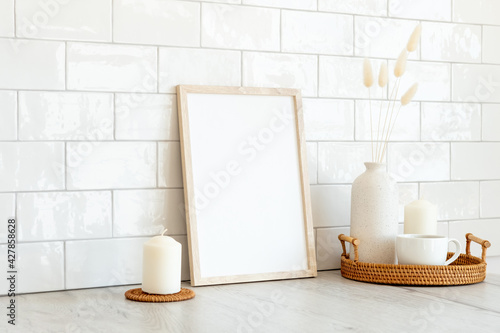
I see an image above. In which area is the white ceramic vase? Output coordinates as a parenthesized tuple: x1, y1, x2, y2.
(349, 162, 399, 264)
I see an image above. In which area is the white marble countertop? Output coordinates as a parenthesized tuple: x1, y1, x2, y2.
(2, 258, 500, 333)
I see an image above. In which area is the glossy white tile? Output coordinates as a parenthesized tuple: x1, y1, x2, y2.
(306, 142, 318, 185)
(483, 26, 500, 64)
(397, 183, 419, 222)
(19, 91, 113, 141)
(449, 219, 500, 256)
(420, 182, 480, 220)
(355, 100, 420, 141)
(16, 0, 111, 41)
(202, 3, 280, 51)
(303, 99, 354, 141)
(0, 91, 17, 140)
(421, 102, 481, 141)
(0, 39, 65, 90)
(310, 185, 351, 227)
(0, 242, 64, 294)
(316, 226, 350, 270)
(0, 194, 15, 243)
(282, 11, 353, 55)
(116, 93, 178, 140)
(159, 48, 240, 93)
(318, 143, 373, 184)
(421, 22, 481, 63)
(453, 0, 500, 25)
(18, 191, 112, 242)
(243, 0, 316, 10)
(480, 181, 500, 218)
(355, 17, 420, 59)
(243, 52, 317, 97)
(114, 0, 199, 46)
(452, 64, 500, 103)
(66, 142, 156, 190)
(389, 60, 451, 102)
(388, 143, 450, 182)
(67, 43, 156, 92)
(0, 0, 14, 37)
(158, 142, 183, 188)
(482, 104, 500, 141)
(389, 0, 451, 21)
(452, 143, 500, 180)
(113, 189, 186, 237)
(319, 56, 386, 99)
(66, 237, 147, 289)
(318, 0, 386, 15)
(0, 142, 65, 192)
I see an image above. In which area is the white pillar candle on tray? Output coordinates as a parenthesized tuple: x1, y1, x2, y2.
(142, 228, 181, 295)
(404, 199, 437, 235)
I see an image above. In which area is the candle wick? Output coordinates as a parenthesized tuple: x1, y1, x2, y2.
(162, 228, 168, 236)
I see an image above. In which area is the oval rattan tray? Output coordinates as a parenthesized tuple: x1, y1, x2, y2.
(338, 233, 490, 286)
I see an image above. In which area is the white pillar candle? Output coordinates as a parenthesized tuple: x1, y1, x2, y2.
(142, 229, 182, 295)
(404, 199, 438, 235)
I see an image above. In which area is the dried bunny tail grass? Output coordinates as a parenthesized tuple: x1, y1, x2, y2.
(394, 48, 408, 78)
(401, 83, 419, 105)
(378, 62, 388, 87)
(406, 23, 422, 52)
(363, 58, 374, 87)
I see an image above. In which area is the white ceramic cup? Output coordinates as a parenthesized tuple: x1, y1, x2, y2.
(396, 234, 461, 265)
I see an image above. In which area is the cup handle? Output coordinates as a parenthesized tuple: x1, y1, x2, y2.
(444, 239, 462, 265)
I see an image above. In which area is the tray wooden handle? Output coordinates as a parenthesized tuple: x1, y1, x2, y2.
(466, 233, 490, 262)
(338, 234, 360, 262)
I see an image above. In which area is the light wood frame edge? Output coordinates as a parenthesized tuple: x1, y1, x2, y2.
(177, 85, 317, 286)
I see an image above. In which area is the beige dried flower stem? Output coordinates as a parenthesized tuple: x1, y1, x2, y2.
(377, 77, 400, 162)
(363, 58, 375, 161)
(375, 63, 388, 160)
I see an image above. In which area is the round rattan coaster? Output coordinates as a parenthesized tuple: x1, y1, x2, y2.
(125, 288, 195, 303)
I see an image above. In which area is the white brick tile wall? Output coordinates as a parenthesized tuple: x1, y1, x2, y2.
(421, 102, 481, 141)
(482, 104, 500, 141)
(158, 142, 183, 188)
(0, 1, 498, 292)
(452, 0, 500, 25)
(420, 182, 480, 220)
(282, 11, 353, 55)
(67, 43, 157, 92)
(115, 93, 178, 140)
(303, 98, 354, 141)
(480, 181, 500, 218)
(113, 189, 186, 237)
(319, 0, 386, 16)
(201, 3, 280, 51)
(17, 191, 112, 242)
(159, 48, 241, 93)
(482, 26, 500, 64)
(19, 91, 114, 140)
(452, 64, 500, 103)
(389, 0, 451, 21)
(0, 39, 65, 90)
(0, 142, 65, 192)
(388, 143, 450, 182)
(421, 22, 481, 63)
(0, 0, 14, 37)
(452, 143, 500, 180)
(354, 17, 419, 59)
(243, 52, 317, 97)
(244, 0, 316, 10)
(114, 0, 200, 47)
(0, 91, 17, 140)
(66, 142, 157, 190)
(16, 0, 112, 42)
(449, 219, 500, 256)
(355, 101, 420, 141)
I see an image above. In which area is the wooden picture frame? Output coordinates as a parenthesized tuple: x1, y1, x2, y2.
(177, 85, 317, 286)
